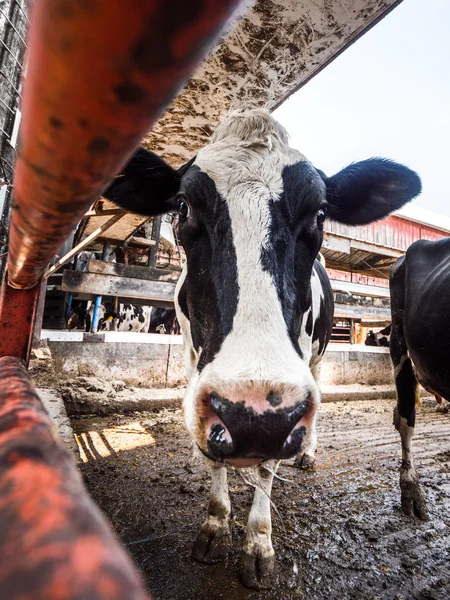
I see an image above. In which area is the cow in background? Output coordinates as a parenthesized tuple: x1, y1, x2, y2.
(149, 308, 180, 335)
(103, 109, 421, 588)
(390, 239, 450, 521)
(365, 324, 391, 347)
(100, 304, 151, 333)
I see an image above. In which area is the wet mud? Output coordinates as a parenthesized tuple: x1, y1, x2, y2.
(73, 398, 450, 600)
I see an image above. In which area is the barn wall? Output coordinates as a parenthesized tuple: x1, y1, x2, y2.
(48, 341, 393, 388)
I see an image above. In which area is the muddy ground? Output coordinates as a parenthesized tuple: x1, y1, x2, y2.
(72, 398, 450, 600)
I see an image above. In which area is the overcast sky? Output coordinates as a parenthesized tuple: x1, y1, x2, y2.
(274, 0, 450, 217)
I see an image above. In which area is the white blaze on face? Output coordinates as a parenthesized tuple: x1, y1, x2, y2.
(183, 110, 319, 427)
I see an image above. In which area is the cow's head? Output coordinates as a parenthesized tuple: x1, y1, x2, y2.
(104, 109, 421, 466)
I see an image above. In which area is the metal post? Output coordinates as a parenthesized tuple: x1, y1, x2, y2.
(149, 216, 162, 268)
(0, 356, 150, 600)
(91, 242, 110, 333)
(31, 279, 47, 348)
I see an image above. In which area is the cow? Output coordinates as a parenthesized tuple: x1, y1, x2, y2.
(365, 324, 391, 347)
(149, 308, 180, 335)
(390, 238, 450, 521)
(103, 109, 421, 588)
(100, 304, 151, 333)
(67, 300, 106, 332)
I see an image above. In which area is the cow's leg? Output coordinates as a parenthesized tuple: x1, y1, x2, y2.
(390, 259, 428, 520)
(295, 362, 320, 470)
(434, 393, 450, 413)
(240, 461, 278, 589)
(192, 464, 232, 564)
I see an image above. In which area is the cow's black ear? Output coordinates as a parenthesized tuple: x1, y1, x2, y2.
(102, 147, 183, 216)
(323, 158, 422, 225)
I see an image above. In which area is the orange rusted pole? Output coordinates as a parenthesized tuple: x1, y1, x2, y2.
(0, 356, 151, 599)
(8, 0, 241, 290)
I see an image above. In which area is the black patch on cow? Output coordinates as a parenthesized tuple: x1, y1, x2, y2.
(207, 393, 309, 461)
(322, 158, 422, 225)
(305, 310, 313, 336)
(177, 166, 239, 370)
(149, 308, 179, 334)
(312, 262, 334, 355)
(261, 161, 329, 356)
(102, 147, 181, 217)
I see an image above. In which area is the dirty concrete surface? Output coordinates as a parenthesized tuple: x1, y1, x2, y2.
(72, 398, 450, 600)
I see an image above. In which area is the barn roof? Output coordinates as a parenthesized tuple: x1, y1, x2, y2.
(79, 0, 408, 249)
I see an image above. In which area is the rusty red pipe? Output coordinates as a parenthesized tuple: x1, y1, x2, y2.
(0, 356, 151, 599)
(8, 0, 242, 289)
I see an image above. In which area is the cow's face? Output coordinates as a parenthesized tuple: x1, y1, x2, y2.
(175, 112, 329, 465)
(104, 109, 422, 467)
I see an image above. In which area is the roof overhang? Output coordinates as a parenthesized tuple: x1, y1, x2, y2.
(144, 0, 405, 165)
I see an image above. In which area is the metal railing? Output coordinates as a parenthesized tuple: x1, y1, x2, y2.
(0, 1, 242, 598)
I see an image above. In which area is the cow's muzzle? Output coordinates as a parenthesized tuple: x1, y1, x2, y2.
(204, 391, 311, 465)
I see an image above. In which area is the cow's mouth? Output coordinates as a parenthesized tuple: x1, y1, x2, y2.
(196, 445, 263, 468)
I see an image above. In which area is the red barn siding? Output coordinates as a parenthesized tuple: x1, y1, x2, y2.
(325, 215, 447, 252)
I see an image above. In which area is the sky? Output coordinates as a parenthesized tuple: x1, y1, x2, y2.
(274, 0, 450, 219)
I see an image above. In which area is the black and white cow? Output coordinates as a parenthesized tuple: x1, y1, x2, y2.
(101, 304, 151, 332)
(103, 109, 421, 588)
(390, 238, 450, 521)
(365, 324, 391, 347)
(149, 308, 180, 335)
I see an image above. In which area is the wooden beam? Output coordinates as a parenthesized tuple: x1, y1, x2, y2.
(330, 279, 390, 298)
(87, 260, 180, 283)
(61, 271, 175, 302)
(350, 239, 403, 258)
(44, 212, 125, 279)
(127, 236, 156, 248)
(334, 303, 391, 320)
(84, 208, 124, 218)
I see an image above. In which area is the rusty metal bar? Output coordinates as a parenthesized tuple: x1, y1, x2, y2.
(0, 271, 39, 363)
(8, 0, 242, 290)
(0, 356, 151, 600)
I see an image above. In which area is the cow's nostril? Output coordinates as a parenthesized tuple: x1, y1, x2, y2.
(210, 423, 226, 444)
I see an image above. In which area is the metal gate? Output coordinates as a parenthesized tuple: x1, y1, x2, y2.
(0, 0, 30, 276)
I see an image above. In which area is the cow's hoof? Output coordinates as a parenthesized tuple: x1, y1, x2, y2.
(192, 525, 232, 564)
(400, 480, 429, 521)
(436, 403, 449, 414)
(239, 551, 277, 589)
(294, 452, 315, 470)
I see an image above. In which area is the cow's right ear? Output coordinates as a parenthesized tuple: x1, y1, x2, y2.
(102, 147, 182, 216)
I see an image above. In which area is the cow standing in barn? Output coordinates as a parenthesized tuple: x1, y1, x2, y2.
(390, 238, 450, 520)
(104, 109, 421, 588)
(365, 324, 391, 347)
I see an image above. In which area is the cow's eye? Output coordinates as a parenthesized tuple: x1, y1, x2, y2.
(316, 207, 327, 224)
(177, 196, 190, 220)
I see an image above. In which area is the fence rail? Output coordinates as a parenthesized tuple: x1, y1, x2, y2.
(0, 1, 242, 597)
